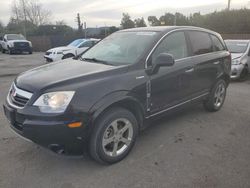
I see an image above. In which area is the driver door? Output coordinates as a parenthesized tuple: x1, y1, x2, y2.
(148, 31, 195, 115)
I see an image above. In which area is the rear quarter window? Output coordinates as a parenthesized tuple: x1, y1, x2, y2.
(188, 31, 213, 55)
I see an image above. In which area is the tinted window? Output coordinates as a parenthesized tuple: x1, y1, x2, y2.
(211, 35, 225, 51)
(152, 31, 188, 63)
(188, 31, 213, 55)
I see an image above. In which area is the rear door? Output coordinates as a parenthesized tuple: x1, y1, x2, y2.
(187, 31, 224, 96)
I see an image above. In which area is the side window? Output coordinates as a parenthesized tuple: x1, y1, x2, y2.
(188, 31, 213, 55)
(210, 35, 225, 51)
(79, 41, 93, 48)
(152, 31, 188, 63)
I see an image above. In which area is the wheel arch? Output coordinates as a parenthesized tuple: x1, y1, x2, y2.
(89, 92, 145, 131)
(62, 53, 75, 59)
(218, 73, 230, 87)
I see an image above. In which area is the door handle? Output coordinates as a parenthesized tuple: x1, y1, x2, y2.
(213, 61, 220, 65)
(185, 67, 194, 73)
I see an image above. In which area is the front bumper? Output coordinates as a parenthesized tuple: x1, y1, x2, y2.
(9, 46, 32, 52)
(3, 102, 90, 155)
(230, 64, 244, 80)
(44, 54, 63, 62)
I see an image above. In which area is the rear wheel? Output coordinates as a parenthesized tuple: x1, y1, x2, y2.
(62, 53, 75, 60)
(203, 79, 227, 112)
(89, 107, 138, 164)
(2, 48, 6, 53)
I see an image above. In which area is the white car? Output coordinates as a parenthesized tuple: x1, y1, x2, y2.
(44, 38, 100, 62)
(1, 34, 32, 54)
(225, 40, 250, 80)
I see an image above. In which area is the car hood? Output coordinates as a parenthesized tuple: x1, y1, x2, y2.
(47, 46, 74, 52)
(16, 59, 124, 92)
(231, 53, 244, 60)
(8, 40, 30, 43)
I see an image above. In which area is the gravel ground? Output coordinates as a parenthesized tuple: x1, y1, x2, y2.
(0, 53, 250, 188)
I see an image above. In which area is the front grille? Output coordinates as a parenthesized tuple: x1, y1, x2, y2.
(8, 84, 33, 108)
(14, 42, 29, 48)
(45, 51, 52, 55)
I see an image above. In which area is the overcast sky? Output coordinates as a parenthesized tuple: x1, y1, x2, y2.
(0, 0, 249, 28)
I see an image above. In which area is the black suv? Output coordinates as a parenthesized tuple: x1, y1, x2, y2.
(3, 26, 231, 164)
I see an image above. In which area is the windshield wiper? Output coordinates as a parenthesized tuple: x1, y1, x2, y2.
(81, 57, 113, 65)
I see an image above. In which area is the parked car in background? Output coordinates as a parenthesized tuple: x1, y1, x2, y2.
(44, 38, 100, 62)
(3, 26, 231, 164)
(225, 40, 250, 80)
(1, 34, 32, 54)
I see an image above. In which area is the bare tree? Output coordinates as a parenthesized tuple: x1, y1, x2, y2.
(11, 0, 51, 26)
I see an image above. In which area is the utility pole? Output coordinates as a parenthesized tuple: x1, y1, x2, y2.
(20, 0, 27, 37)
(84, 22, 87, 39)
(76, 13, 83, 33)
(228, 0, 231, 10)
(174, 13, 177, 26)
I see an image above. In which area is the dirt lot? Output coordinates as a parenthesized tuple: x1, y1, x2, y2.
(0, 53, 250, 188)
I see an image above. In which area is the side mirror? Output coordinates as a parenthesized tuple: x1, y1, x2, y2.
(3, 38, 7, 42)
(148, 53, 175, 74)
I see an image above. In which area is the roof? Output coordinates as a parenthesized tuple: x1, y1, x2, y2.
(119, 26, 218, 35)
(224, 39, 250, 43)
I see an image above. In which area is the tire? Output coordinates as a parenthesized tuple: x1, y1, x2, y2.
(239, 66, 248, 81)
(2, 49, 5, 53)
(29, 50, 33, 54)
(62, 53, 74, 60)
(203, 79, 227, 112)
(89, 107, 138, 164)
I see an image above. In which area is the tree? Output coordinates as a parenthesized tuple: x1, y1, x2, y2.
(55, 20, 66, 26)
(159, 13, 175, 25)
(148, 16, 160, 26)
(120, 13, 135, 29)
(0, 20, 4, 33)
(134, 17, 147, 27)
(11, 0, 51, 26)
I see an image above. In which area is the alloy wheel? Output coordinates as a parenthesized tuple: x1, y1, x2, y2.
(214, 83, 226, 108)
(102, 118, 133, 157)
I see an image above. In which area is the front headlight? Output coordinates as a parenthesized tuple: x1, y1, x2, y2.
(232, 58, 241, 65)
(28, 42, 32, 47)
(33, 91, 75, 113)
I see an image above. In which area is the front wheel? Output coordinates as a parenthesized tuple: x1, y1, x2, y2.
(89, 108, 138, 164)
(239, 66, 248, 81)
(62, 53, 74, 60)
(203, 79, 227, 112)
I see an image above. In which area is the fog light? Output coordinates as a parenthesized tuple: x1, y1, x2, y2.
(67, 122, 82, 128)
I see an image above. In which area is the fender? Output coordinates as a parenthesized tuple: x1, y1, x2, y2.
(89, 90, 146, 122)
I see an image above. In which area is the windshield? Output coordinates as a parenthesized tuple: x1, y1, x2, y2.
(68, 39, 85, 47)
(81, 31, 158, 65)
(225, 41, 249, 53)
(7, 34, 25, 40)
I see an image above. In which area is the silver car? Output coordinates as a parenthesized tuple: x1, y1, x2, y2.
(225, 40, 250, 80)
